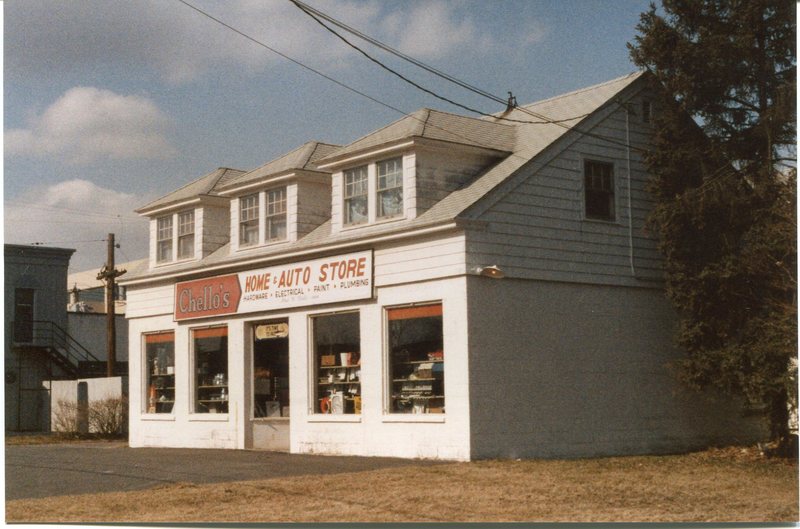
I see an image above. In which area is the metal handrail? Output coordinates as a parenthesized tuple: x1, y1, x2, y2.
(11, 320, 101, 368)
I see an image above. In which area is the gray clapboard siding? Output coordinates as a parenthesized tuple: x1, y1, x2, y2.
(374, 233, 466, 286)
(468, 97, 663, 287)
(199, 205, 230, 257)
(296, 181, 331, 238)
(126, 284, 174, 318)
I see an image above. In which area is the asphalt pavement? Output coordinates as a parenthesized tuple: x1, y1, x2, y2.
(5, 441, 426, 500)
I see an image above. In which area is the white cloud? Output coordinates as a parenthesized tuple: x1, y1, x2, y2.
(7, 0, 513, 85)
(383, 2, 495, 60)
(6, 87, 175, 164)
(4, 180, 152, 272)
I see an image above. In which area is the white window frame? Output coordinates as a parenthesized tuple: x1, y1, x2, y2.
(265, 187, 287, 242)
(239, 193, 260, 247)
(177, 210, 195, 260)
(343, 166, 369, 226)
(341, 157, 405, 228)
(383, 301, 445, 416)
(376, 157, 404, 219)
(156, 215, 173, 264)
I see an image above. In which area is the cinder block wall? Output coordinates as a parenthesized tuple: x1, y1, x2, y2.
(466, 276, 767, 459)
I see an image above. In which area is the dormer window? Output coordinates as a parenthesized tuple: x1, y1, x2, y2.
(344, 166, 368, 225)
(156, 216, 173, 264)
(155, 209, 197, 264)
(177, 211, 195, 259)
(266, 188, 287, 241)
(377, 158, 403, 218)
(239, 194, 259, 247)
(235, 186, 289, 250)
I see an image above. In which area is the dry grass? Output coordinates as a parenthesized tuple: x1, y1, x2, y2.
(6, 447, 797, 523)
(5, 434, 125, 445)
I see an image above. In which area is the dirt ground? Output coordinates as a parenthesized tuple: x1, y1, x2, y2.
(6, 445, 797, 523)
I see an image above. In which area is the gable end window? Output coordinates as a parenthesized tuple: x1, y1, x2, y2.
(177, 211, 195, 259)
(584, 160, 615, 221)
(344, 166, 368, 225)
(239, 194, 259, 247)
(377, 158, 403, 218)
(156, 215, 173, 263)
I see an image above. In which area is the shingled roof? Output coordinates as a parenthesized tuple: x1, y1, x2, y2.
(136, 167, 246, 214)
(125, 71, 647, 281)
(218, 141, 340, 192)
(318, 108, 516, 165)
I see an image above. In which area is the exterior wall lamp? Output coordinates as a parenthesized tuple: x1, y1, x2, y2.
(472, 265, 505, 279)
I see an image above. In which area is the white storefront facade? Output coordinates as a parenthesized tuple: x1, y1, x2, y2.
(123, 73, 766, 461)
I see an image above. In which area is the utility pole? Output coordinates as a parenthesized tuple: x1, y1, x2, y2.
(97, 234, 126, 377)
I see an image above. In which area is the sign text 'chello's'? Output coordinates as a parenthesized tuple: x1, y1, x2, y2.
(174, 251, 373, 321)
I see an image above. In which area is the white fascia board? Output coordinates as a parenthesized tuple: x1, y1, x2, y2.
(120, 221, 462, 286)
(137, 197, 202, 217)
(316, 140, 415, 170)
(217, 172, 297, 196)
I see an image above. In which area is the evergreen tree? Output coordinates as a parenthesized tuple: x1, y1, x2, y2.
(629, 0, 797, 445)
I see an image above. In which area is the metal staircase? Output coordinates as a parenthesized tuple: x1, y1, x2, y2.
(12, 320, 102, 378)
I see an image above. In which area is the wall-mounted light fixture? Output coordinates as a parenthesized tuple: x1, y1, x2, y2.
(473, 265, 505, 279)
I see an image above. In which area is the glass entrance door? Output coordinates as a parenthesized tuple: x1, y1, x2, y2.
(251, 320, 290, 451)
(252, 320, 289, 418)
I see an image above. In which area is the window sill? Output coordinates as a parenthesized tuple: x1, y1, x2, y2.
(582, 216, 620, 226)
(307, 414, 362, 423)
(154, 257, 198, 268)
(340, 215, 407, 232)
(188, 413, 230, 422)
(382, 414, 445, 423)
(141, 413, 176, 421)
(252, 417, 290, 423)
(235, 239, 290, 253)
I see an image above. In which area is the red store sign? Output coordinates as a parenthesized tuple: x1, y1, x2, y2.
(174, 250, 373, 321)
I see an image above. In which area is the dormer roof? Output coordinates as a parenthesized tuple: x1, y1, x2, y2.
(317, 108, 516, 168)
(217, 141, 340, 194)
(136, 167, 246, 215)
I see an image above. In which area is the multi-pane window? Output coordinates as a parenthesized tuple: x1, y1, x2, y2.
(387, 304, 444, 414)
(156, 215, 173, 263)
(642, 100, 652, 124)
(193, 327, 228, 414)
(584, 160, 615, 221)
(344, 166, 368, 225)
(377, 158, 403, 218)
(266, 188, 287, 241)
(313, 312, 361, 415)
(177, 211, 195, 259)
(145, 332, 175, 414)
(239, 194, 259, 247)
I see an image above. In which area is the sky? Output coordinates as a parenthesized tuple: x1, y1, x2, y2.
(4, 0, 653, 272)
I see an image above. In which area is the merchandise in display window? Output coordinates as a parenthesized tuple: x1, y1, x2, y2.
(387, 304, 444, 414)
(193, 326, 229, 413)
(145, 331, 175, 413)
(312, 312, 361, 414)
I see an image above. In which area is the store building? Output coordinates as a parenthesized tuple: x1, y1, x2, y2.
(122, 72, 766, 460)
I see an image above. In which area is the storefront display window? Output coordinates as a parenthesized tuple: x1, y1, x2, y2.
(253, 321, 289, 418)
(193, 327, 228, 413)
(387, 304, 444, 414)
(312, 312, 361, 414)
(145, 331, 175, 413)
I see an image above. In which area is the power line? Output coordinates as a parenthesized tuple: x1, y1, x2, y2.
(176, 0, 647, 171)
(291, 0, 500, 102)
(288, 0, 647, 154)
(290, 0, 591, 126)
(175, 0, 410, 119)
(8, 201, 141, 220)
